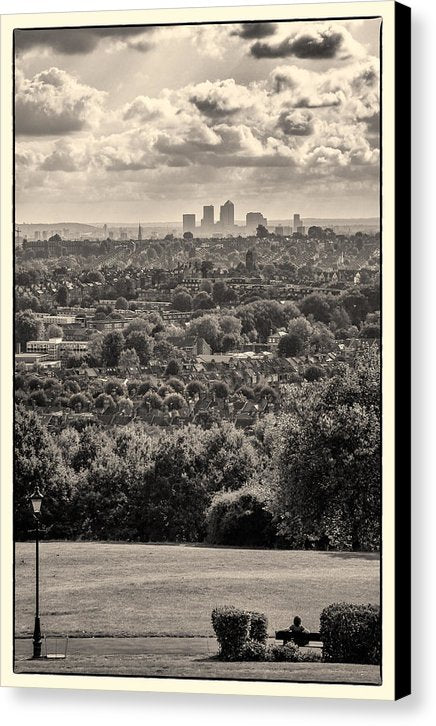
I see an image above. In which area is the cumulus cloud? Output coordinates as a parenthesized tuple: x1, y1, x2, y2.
(17, 18, 380, 216)
(188, 79, 254, 119)
(15, 67, 106, 136)
(15, 27, 155, 56)
(232, 22, 277, 40)
(250, 24, 365, 61)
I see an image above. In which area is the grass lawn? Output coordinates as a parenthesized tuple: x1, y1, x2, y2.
(15, 542, 379, 638)
(13, 653, 381, 685)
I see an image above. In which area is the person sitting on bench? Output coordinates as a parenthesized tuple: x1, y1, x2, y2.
(289, 615, 308, 634)
(288, 616, 310, 645)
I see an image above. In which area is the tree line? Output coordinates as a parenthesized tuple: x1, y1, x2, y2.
(14, 351, 380, 551)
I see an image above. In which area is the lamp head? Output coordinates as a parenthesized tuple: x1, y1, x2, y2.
(29, 487, 44, 514)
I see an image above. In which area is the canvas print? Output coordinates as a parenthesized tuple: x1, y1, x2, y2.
(3, 2, 409, 698)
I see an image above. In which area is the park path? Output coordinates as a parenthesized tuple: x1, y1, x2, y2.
(15, 636, 218, 660)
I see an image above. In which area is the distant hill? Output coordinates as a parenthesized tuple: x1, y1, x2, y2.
(18, 222, 99, 237)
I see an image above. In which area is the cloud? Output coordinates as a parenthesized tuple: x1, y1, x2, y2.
(15, 27, 155, 56)
(40, 141, 80, 171)
(277, 110, 313, 136)
(232, 22, 277, 40)
(188, 79, 254, 119)
(250, 24, 365, 61)
(15, 67, 106, 136)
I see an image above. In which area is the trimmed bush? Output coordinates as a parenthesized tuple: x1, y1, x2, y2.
(206, 487, 275, 547)
(240, 640, 267, 662)
(211, 606, 251, 661)
(248, 611, 268, 644)
(266, 642, 301, 662)
(320, 602, 381, 664)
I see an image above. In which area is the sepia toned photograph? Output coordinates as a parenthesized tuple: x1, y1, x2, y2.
(1, 1, 409, 700)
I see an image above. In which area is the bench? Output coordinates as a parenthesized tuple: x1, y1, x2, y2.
(275, 630, 323, 647)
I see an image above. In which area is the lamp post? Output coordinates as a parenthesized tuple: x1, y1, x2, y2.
(29, 487, 43, 659)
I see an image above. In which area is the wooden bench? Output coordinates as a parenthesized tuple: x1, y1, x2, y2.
(275, 630, 323, 647)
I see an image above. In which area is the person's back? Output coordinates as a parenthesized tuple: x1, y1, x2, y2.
(289, 615, 309, 634)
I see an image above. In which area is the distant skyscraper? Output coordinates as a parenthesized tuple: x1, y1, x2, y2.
(42, 230, 47, 240)
(220, 200, 234, 228)
(246, 212, 268, 233)
(201, 205, 214, 228)
(183, 214, 196, 234)
(34, 231, 40, 240)
(103, 223, 108, 238)
(138, 222, 143, 241)
(293, 214, 301, 230)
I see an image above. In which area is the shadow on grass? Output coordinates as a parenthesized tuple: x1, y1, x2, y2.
(325, 551, 379, 561)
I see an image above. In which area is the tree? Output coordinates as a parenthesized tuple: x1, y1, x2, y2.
(188, 315, 222, 351)
(300, 293, 332, 324)
(101, 331, 125, 367)
(29, 389, 49, 407)
(47, 323, 63, 339)
(193, 291, 215, 310)
(165, 358, 181, 376)
(339, 291, 370, 326)
(119, 348, 141, 369)
(308, 226, 324, 239)
(278, 333, 305, 357)
(124, 331, 153, 364)
(212, 281, 232, 305)
(183, 231, 193, 240)
(115, 296, 129, 310)
(56, 285, 68, 306)
(173, 290, 193, 312)
(211, 381, 230, 399)
(206, 486, 274, 547)
(256, 225, 269, 238)
(221, 333, 238, 352)
(304, 365, 325, 381)
(200, 280, 213, 294)
(167, 377, 185, 393)
(273, 359, 381, 550)
(94, 393, 115, 411)
(164, 393, 186, 411)
(143, 391, 163, 410)
(104, 379, 125, 397)
(14, 406, 75, 539)
(186, 380, 205, 398)
(15, 311, 44, 346)
(69, 392, 89, 412)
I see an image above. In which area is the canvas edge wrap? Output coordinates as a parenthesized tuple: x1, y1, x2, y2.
(394, 0, 411, 702)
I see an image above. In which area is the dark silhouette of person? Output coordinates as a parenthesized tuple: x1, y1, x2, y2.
(289, 616, 310, 645)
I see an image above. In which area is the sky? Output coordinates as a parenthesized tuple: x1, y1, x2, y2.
(14, 17, 381, 224)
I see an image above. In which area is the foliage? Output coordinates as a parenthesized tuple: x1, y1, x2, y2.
(266, 643, 301, 662)
(320, 603, 381, 665)
(239, 640, 267, 661)
(15, 311, 44, 346)
(273, 353, 381, 551)
(206, 487, 274, 547)
(101, 331, 125, 367)
(248, 611, 268, 644)
(211, 606, 251, 661)
(14, 406, 76, 539)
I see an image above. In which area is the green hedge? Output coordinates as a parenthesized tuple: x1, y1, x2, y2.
(240, 640, 267, 661)
(211, 606, 268, 660)
(211, 606, 251, 661)
(248, 611, 268, 645)
(320, 602, 381, 664)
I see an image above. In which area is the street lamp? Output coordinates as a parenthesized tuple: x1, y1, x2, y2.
(29, 487, 44, 659)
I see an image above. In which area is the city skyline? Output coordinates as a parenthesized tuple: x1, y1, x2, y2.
(15, 18, 380, 223)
